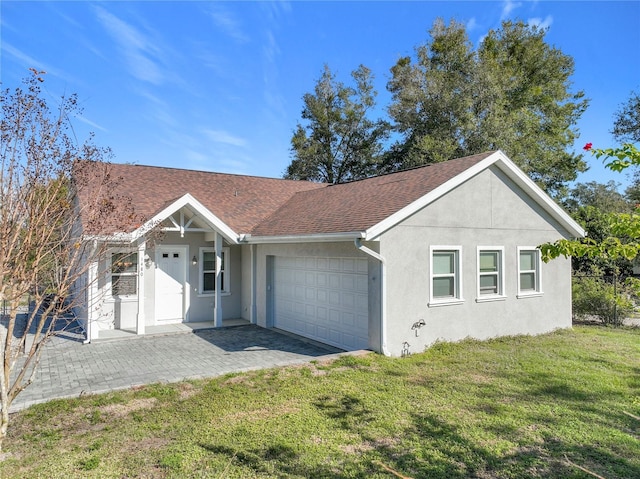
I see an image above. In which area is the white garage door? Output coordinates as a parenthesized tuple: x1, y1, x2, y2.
(273, 256, 369, 351)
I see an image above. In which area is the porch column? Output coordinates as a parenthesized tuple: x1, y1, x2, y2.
(214, 232, 223, 327)
(250, 244, 257, 324)
(136, 241, 146, 335)
(87, 258, 99, 341)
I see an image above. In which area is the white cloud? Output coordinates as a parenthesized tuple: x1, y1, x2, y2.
(203, 129, 247, 148)
(93, 6, 164, 85)
(528, 15, 553, 30)
(2, 42, 53, 75)
(207, 4, 250, 43)
(466, 17, 478, 31)
(501, 0, 522, 20)
(73, 114, 107, 132)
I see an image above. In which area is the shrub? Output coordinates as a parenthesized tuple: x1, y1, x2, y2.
(572, 275, 635, 326)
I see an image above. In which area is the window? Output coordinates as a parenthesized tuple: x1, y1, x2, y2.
(477, 247, 505, 300)
(111, 251, 138, 297)
(430, 246, 463, 305)
(199, 247, 229, 295)
(518, 247, 542, 296)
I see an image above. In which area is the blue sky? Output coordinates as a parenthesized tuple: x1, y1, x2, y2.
(1, 1, 639, 190)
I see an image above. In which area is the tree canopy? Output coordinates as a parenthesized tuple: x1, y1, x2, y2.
(287, 19, 589, 195)
(285, 64, 389, 184)
(385, 19, 589, 197)
(562, 181, 631, 215)
(612, 89, 640, 143)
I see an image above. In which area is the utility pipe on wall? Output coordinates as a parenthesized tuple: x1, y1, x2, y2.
(354, 239, 390, 357)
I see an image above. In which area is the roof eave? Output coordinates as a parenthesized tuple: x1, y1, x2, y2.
(241, 231, 366, 244)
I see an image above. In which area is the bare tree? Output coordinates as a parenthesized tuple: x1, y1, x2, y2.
(0, 71, 140, 450)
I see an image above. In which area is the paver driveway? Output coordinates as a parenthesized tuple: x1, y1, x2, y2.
(11, 325, 344, 412)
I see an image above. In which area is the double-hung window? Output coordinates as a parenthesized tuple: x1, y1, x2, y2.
(199, 246, 229, 295)
(111, 251, 138, 297)
(518, 247, 542, 296)
(430, 246, 463, 305)
(477, 247, 505, 300)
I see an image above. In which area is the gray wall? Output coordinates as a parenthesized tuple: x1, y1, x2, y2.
(379, 166, 573, 356)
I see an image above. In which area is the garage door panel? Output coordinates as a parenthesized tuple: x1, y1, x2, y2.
(328, 258, 341, 270)
(328, 290, 341, 305)
(342, 292, 356, 308)
(273, 256, 369, 351)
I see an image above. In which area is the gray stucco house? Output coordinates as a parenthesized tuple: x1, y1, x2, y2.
(73, 151, 584, 357)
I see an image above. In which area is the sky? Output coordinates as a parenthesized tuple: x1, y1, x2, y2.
(1, 0, 639, 191)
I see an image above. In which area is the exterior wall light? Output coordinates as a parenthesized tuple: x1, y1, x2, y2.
(192, 255, 198, 265)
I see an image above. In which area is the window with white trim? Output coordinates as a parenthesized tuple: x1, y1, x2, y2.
(477, 247, 505, 299)
(111, 251, 138, 297)
(430, 246, 463, 304)
(518, 247, 542, 295)
(199, 246, 229, 294)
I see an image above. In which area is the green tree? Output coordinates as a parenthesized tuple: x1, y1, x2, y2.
(541, 144, 640, 265)
(611, 90, 640, 202)
(285, 64, 390, 184)
(386, 19, 476, 170)
(563, 181, 631, 215)
(386, 18, 589, 197)
(612, 89, 640, 143)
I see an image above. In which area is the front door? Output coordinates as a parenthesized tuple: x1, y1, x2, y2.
(155, 246, 187, 323)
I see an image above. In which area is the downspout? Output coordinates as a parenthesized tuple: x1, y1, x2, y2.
(354, 238, 390, 356)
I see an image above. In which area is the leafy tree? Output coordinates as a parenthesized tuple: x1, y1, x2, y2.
(563, 181, 631, 215)
(386, 19, 476, 169)
(541, 143, 640, 265)
(612, 89, 640, 143)
(610, 90, 640, 202)
(0, 71, 140, 449)
(561, 181, 633, 276)
(285, 64, 389, 184)
(386, 18, 589, 197)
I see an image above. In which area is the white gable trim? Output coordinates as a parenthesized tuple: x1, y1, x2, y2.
(364, 151, 585, 240)
(130, 193, 239, 245)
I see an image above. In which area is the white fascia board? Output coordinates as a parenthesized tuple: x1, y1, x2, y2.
(364, 150, 585, 240)
(242, 231, 366, 244)
(130, 193, 239, 245)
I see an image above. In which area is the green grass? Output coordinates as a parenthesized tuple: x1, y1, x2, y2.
(1, 325, 638, 478)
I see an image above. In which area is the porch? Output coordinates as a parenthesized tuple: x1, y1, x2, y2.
(96, 318, 250, 341)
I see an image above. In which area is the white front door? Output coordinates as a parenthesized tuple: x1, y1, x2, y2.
(155, 246, 187, 323)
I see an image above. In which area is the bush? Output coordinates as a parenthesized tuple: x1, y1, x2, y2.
(572, 275, 635, 326)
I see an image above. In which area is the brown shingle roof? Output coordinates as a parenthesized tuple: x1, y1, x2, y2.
(249, 152, 494, 236)
(76, 152, 494, 237)
(75, 162, 326, 235)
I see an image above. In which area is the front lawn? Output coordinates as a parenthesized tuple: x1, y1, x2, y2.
(1, 325, 638, 478)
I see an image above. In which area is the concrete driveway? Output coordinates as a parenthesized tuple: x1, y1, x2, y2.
(11, 325, 345, 413)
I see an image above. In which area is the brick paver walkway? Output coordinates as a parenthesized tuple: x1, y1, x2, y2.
(11, 325, 344, 412)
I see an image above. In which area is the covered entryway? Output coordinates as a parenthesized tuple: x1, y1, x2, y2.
(155, 245, 188, 323)
(272, 256, 369, 351)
